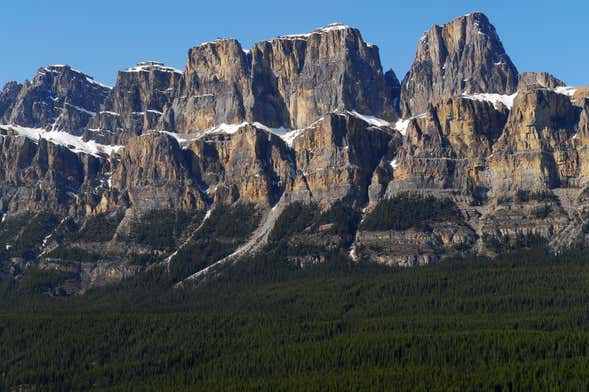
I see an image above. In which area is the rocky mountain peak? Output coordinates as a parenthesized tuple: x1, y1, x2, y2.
(250, 22, 395, 128)
(400, 12, 518, 117)
(0, 64, 110, 134)
(168, 23, 395, 132)
(2, 15, 589, 289)
(87, 61, 184, 143)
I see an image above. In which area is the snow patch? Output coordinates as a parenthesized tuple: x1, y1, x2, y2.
(99, 111, 120, 116)
(153, 117, 328, 150)
(394, 113, 426, 136)
(252, 122, 305, 147)
(0, 125, 124, 157)
(278, 23, 351, 40)
(461, 92, 518, 110)
(554, 86, 577, 97)
(65, 103, 96, 116)
(347, 111, 391, 128)
(86, 77, 112, 90)
(124, 61, 182, 74)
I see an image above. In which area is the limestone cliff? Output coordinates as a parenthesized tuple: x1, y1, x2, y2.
(1, 65, 110, 134)
(400, 12, 518, 116)
(88, 62, 183, 144)
(0, 14, 588, 291)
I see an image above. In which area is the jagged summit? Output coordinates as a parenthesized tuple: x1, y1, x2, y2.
(400, 11, 518, 116)
(169, 22, 394, 132)
(39, 64, 110, 89)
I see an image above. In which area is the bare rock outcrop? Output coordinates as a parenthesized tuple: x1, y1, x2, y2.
(88, 62, 183, 144)
(518, 72, 566, 89)
(389, 96, 508, 197)
(489, 86, 579, 193)
(400, 12, 518, 116)
(1, 65, 110, 134)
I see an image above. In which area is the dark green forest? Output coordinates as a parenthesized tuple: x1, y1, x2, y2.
(2, 199, 589, 390)
(3, 248, 589, 390)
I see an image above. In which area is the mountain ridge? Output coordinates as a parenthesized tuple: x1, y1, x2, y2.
(0, 13, 588, 294)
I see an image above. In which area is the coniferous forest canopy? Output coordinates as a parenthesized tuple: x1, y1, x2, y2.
(3, 239, 589, 389)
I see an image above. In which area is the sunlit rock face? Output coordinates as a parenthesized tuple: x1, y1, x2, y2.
(400, 12, 518, 117)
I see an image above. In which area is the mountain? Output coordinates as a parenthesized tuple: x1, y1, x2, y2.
(399, 12, 518, 117)
(0, 13, 588, 294)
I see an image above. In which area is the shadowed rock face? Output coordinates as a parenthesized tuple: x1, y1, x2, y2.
(88, 62, 183, 144)
(0, 82, 22, 120)
(1, 65, 110, 134)
(0, 132, 100, 214)
(290, 112, 396, 206)
(400, 12, 518, 117)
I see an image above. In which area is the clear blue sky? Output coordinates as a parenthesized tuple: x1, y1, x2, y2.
(1, 0, 586, 88)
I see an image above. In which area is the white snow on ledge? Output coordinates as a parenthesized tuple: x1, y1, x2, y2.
(554, 86, 577, 97)
(252, 122, 305, 147)
(347, 111, 391, 128)
(155, 121, 307, 147)
(0, 125, 123, 157)
(461, 86, 578, 110)
(461, 92, 518, 110)
(153, 123, 249, 144)
(124, 61, 182, 74)
(394, 113, 426, 136)
(151, 109, 415, 149)
(278, 23, 352, 40)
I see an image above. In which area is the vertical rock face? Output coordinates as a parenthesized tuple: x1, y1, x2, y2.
(110, 132, 204, 211)
(518, 72, 566, 89)
(389, 97, 508, 196)
(0, 82, 22, 119)
(88, 62, 183, 143)
(0, 133, 90, 213)
(384, 70, 401, 111)
(489, 86, 579, 192)
(188, 126, 294, 206)
(168, 24, 396, 132)
(573, 98, 589, 185)
(290, 112, 396, 205)
(1, 65, 110, 134)
(90, 62, 183, 143)
(167, 40, 251, 132)
(251, 24, 396, 128)
(400, 12, 518, 117)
